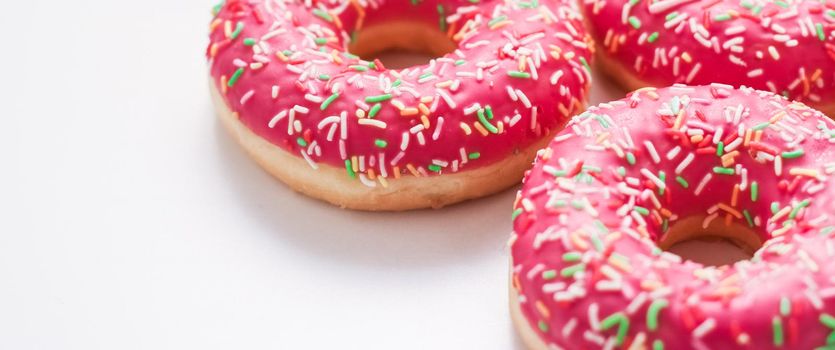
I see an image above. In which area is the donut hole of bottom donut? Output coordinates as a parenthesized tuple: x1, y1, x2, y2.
(347, 21, 457, 70)
(658, 216, 763, 267)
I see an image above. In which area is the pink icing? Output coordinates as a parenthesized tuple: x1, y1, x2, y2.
(207, 0, 592, 184)
(511, 84, 835, 349)
(583, 0, 835, 109)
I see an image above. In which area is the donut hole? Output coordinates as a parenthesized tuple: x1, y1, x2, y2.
(658, 216, 763, 267)
(347, 21, 456, 69)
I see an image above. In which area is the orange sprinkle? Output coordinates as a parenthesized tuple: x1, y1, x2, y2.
(718, 203, 742, 218)
(406, 164, 420, 177)
(731, 184, 740, 207)
(535, 300, 551, 319)
(473, 122, 489, 136)
(421, 115, 431, 129)
(400, 107, 419, 116)
(393, 166, 401, 179)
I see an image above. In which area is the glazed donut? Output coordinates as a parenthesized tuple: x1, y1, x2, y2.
(206, 0, 592, 210)
(509, 84, 835, 349)
(582, 0, 835, 116)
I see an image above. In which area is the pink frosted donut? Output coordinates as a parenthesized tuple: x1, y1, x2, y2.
(582, 0, 835, 116)
(510, 84, 835, 350)
(206, 0, 592, 210)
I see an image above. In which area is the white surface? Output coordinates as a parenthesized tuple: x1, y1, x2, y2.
(0, 2, 624, 349)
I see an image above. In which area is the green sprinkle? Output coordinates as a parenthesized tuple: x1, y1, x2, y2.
(428, 164, 442, 172)
(751, 182, 759, 202)
(511, 208, 523, 220)
(365, 94, 393, 103)
(629, 0, 639, 5)
(296, 137, 308, 147)
(600, 312, 630, 346)
(775, 0, 789, 7)
(455, 60, 466, 66)
(345, 159, 356, 178)
(626, 152, 636, 165)
(713, 166, 735, 175)
(617, 166, 626, 176)
(665, 12, 679, 21)
(563, 252, 582, 262)
(351, 65, 368, 71)
(647, 299, 669, 331)
(653, 340, 664, 350)
(541, 270, 557, 280)
(312, 9, 333, 22)
(658, 171, 666, 195)
(782, 149, 804, 159)
(789, 199, 811, 219)
(419, 72, 434, 80)
(771, 201, 780, 214)
(773, 316, 784, 347)
(634, 206, 650, 216)
(780, 297, 791, 317)
(374, 139, 388, 148)
(753, 121, 771, 131)
(227, 67, 245, 87)
(485, 106, 494, 120)
(368, 103, 382, 118)
(320, 93, 340, 111)
(391, 79, 402, 87)
(560, 263, 585, 278)
(593, 114, 610, 128)
(821, 314, 835, 344)
(717, 141, 725, 156)
(676, 176, 689, 188)
(507, 71, 531, 78)
(314, 37, 328, 45)
(647, 32, 660, 43)
(628, 16, 642, 29)
(538, 320, 549, 332)
(318, 74, 331, 81)
(437, 5, 446, 31)
(230, 22, 244, 40)
(488, 15, 508, 27)
(477, 109, 499, 134)
(468, 152, 481, 160)
(828, 9, 835, 18)
(714, 13, 733, 21)
(744, 210, 754, 227)
(821, 314, 835, 328)
(579, 57, 592, 74)
(243, 38, 256, 46)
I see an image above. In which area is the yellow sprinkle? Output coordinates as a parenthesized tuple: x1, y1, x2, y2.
(421, 115, 430, 129)
(790, 168, 819, 178)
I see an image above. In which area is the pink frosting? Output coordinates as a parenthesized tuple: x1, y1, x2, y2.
(584, 0, 835, 109)
(207, 0, 592, 184)
(511, 84, 835, 349)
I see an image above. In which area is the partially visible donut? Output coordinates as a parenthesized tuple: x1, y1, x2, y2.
(510, 84, 835, 349)
(206, 0, 593, 210)
(583, 0, 835, 116)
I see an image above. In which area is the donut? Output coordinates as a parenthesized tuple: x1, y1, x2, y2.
(206, 0, 593, 210)
(509, 84, 835, 350)
(582, 0, 835, 116)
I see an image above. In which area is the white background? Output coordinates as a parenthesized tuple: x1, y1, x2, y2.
(0, 1, 623, 349)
